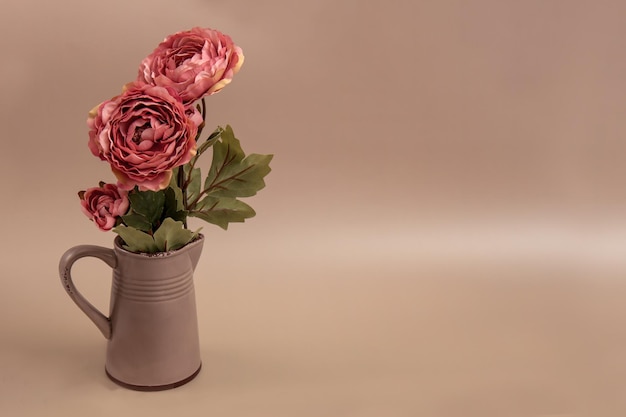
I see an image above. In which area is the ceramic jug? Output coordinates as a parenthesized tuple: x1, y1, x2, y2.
(59, 235, 204, 391)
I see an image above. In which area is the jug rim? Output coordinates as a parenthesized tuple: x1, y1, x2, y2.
(113, 234, 205, 258)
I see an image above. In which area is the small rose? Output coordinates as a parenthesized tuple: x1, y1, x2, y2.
(88, 82, 201, 191)
(79, 182, 130, 231)
(138, 27, 244, 105)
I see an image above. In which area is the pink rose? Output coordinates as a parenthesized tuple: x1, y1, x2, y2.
(79, 183, 130, 231)
(87, 83, 201, 191)
(138, 27, 244, 105)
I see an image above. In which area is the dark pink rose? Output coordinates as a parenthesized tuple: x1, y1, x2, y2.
(138, 27, 244, 105)
(87, 83, 201, 191)
(79, 183, 130, 231)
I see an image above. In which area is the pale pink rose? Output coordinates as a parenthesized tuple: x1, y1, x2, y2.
(138, 27, 244, 105)
(87, 83, 201, 191)
(79, 183, 130, 231)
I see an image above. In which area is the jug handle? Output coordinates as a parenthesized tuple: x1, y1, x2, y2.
(59, 245, 116, 339)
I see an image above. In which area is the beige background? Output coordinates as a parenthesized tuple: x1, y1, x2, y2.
(2, 0, 626, 415)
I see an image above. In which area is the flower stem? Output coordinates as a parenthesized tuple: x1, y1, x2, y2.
(177, 167, 188, 228)
(178, 98, 207, 229)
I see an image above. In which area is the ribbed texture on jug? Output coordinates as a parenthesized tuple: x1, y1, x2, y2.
(112, 270, 195, 302)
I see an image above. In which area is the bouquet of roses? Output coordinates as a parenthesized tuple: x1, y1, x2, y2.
(78, 27, 272, 253)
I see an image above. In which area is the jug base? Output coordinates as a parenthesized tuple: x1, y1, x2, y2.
(105, 363, 202, 391)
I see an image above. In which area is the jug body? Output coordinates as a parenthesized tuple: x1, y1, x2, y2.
(59, 235, 204, 390)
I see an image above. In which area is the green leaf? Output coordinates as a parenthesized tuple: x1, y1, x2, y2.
(113, 225, 158, 253)
(153, 218, 198, 252)
(193, 126, 223, 159)
(121, 213, 152, 232)
(189, 196, 256, 230)
(163, 186, 177, 216)
(128, 190, 165, 225)
(185, 165, 202, 204)
(163, 186, 187, 223)
(202, 125, 273, 199)
(206, 126, 223, 141)
(168, 169, 185, 211)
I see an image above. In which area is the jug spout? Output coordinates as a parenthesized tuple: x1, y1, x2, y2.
(187, 235, 204, 271)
